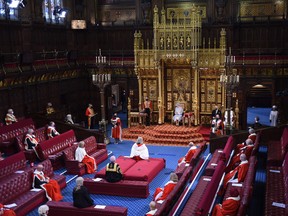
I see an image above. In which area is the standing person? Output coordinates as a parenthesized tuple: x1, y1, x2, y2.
(269, 105, 278, 127)
(65, 114, 74, 124)
(105, 156, 123, 183)
(24, 128, 39, 150)
(85, 104, 96, 129)
(212, 104, 222, 119)
(33, 164, 63, 201)
(121, 90, 127, 113)
(46, 102, 55, 115)
(153, 173, 178, 201)
(251, 116, 262, 129)
(46, 121, 60, 139)
(0, 203, 16, 216)
(5, 108, 17, 125)
(111, 113, 122, 144)
(73, 177, 94, 208)
(212, 188, 240, 216)
(75, 141, 97, 174)
(130, 137, 149, 161)
(211, 114, 224, 135)
(143, 97, 152, 126)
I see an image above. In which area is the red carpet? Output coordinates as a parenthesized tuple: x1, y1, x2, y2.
(122, 124, 209, 146)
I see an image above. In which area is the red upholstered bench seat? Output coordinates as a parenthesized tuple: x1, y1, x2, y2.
(35, 130, 77, 170)
(84, 178, 149, 198)
(47, 201, 128, 216)
(267, 127, 288, 166)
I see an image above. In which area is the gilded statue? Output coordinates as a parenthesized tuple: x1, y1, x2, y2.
(186, 36, 191, 49)
(173, 36, 178, 49)
(166, 36, 171, 49)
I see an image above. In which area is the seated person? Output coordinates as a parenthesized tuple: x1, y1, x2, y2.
(212, 188, 240, 216)
(47, 121, 60, 139)
(153, 172, 178, 202)
(173, 103, 184, 126)
(65, 114, 74, 124)
(178, 142, 198, 166)
(24, 128, 39, 150)
(5, 108, 17, 125)
(105, 155, 123, 183)
(235, 130, 256, 154)
(227, 138, 253, 171)
(75, 141, 97, 174)
(38, 205, 49, 216)
(73, 177, 94, 208)
(223, 154, 249, 189)
(33, 164, 63, 201)
(211, 114, 224, 135)
(145, 201, 157, 216)
(0, 203, 16, 216)
(46, 102, 55, 115)
(130, 137, 149, 161)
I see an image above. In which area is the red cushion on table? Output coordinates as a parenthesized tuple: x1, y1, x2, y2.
(124, 158, 165, 182)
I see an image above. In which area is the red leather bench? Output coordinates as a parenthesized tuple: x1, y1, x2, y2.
(84, 178, 149, 198)
(205, 136, 234, 176)
(0, 151, 29, 180)
(15, 127, 47, 162)
(265, 152, 288, 216)
(47, 201, 128, 216)
(0, 118, 35, 155)
(0, 168, 46, 216)
(180, 161, 226, 216)
(267, 127, 288, 166)
(63, 136, 108, 175)
(35, 130, 77, 169)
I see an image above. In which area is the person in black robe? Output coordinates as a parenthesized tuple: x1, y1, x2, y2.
(73, 177, 94, 208)
(105, 156, 123, 183)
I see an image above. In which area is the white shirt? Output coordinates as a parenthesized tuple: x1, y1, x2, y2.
(130, 143, 149, 160)
(75, 147, 87, 162)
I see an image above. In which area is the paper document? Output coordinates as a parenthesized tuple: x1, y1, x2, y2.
(157, 200, 164, 204)
(93, 178, 103, 182)
(95, 205, 106, 209)
(269, 169, 281, 173)
(272, 202, 286, 208)
(15, 170, 24, 174)
(211, 163, 218, 166)
(232, 183, 243, 187)
(203, 178, 211, 181)
(4, 203, 17, 208)
(30, 188, 42, 192)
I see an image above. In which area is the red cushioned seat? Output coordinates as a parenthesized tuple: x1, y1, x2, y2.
(47, 201, 128, 216)
(124, 158, 165, 182)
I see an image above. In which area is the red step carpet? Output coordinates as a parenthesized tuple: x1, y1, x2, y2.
(122, 124, 210, 146)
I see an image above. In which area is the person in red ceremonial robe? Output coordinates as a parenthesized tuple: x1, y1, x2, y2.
(47, 121, 60, 139)
(145, 201, 157, 216)
(227, 139, 253, 171)
(223, 154, 249, 189)
(33, 164, 63, 201)
(235, 129, 256, 154)
(75, 141, 97, 173)
(130, 137, 149, 161)
(111, 113, 122, 144)
(24, 128, 39, 150)
(5, 109, 17, 125)
(178, 142, 198, 166)
(0, 203, 16, 216)
(153, 172, 178, 201)
(212, 188, 240, 216)
(85, 104, 96, 129)
(211, 114, 224, 135)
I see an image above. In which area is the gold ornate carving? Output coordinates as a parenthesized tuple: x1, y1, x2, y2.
(148, 79, 157, 100)
(173, 69, 190, 101)
(167, 6, 206, 19)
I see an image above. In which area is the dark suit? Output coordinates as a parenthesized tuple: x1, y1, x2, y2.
(212, 109, 222, 118)
(73, 186, 94, 208)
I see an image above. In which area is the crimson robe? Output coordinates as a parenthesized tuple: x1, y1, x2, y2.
(212, 196, 240, 216)
(178, 146, 197, 164)
(111, 117, 122, 140)
(223, 160, 249, 188)
(153, 181, 177, 201)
